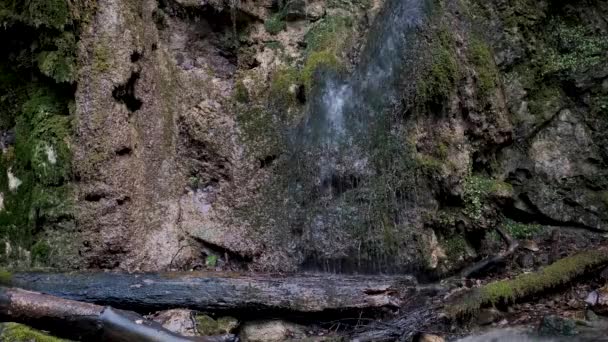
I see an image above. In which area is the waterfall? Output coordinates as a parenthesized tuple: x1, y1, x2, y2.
(276, 0, 433, 273)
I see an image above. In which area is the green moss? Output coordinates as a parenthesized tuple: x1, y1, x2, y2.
(195, 315, 238, 335)
(304, 16, 352, 54)
(264, 13, 286, 35)
(446, 250, 608, 317)
(504, 219, 542, 239)
(0, 323, 67, 342)
(234, 80, 250, 103)
(0, 269, 12, 285)
(468, 37, 497, 98)
(269, 67, 302, 112)
(93, 43, 112, 74)
(415, 154, 443, 174)
(31, 240, 51, 264)
(301, 50, 342, 90)
(443, 235, 468, 260)
(416, 29, 460, 108)
(527, 85, 562, 119)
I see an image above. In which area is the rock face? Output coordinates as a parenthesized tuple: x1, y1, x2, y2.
(2, 0, 607, 274)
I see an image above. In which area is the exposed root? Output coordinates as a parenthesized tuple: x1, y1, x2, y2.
(459, 227, 518, 279)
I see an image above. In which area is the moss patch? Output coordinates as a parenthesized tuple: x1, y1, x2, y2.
(0, 323, 68, 342)
(415, 28, 460, 109)
(195, 315, 239, 335)
(468, 36, 498, 99)
(463, 175, 512, 221)
(446, 250, 608, 317)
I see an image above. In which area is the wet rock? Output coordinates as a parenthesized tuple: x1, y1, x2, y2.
(240, 320, 306, 342)
(521, 240, 539, 252)
(418, 333, 445, 342)
(476, 308, 503, 326)
(517, 253, 535, 269)
(150, 309, 197, 336)
(196, 315, 239, 335)
(587, 285, 608, 315)
(284, 0, 325, 21)
(600, 266, 608, 281)
(586, 309, 599, 322)
(538, 315, 578, 336)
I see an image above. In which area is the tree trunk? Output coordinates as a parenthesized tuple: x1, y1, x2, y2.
(0, 287, 235, 342)
(9, 272, 416, 314)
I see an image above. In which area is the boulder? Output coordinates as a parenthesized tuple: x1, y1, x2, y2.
(240, 320, 306, 342)
(150, 309, 197, 336)
(538, 315, 578, 337)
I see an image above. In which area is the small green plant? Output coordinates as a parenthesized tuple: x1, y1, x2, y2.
(463, 175, 512, 221)
(264, 13, 286, 35)
(504, 219, 542, 239)
(205, 254, 218, 268)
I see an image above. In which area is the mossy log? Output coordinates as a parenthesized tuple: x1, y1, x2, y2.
(0, 287, 235, 342)
(8, 272, 416, 314)
(445, 249, 608, 317)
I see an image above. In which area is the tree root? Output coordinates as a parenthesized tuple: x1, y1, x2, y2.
(459, 227, 519, 279)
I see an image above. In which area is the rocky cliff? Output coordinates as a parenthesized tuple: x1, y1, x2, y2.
(0, 0, 606, 276)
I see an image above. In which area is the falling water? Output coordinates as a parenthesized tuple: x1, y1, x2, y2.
(279, 0, 434, 273)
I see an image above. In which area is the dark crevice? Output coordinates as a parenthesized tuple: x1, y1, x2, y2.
(502, 193, 606, 233)
(112, 72, 143, 112)
(116, 146, 133, 156)
(259, 155, 277, 168)
(84, 193, 105, 202)
(116, 196, 131, 206)
(130, 51, 143, 63)
(192, 236, 253, 265)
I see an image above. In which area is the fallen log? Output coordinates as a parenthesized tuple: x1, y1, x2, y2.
(7, 272, 417, 314)
(0, 287, 236, 342)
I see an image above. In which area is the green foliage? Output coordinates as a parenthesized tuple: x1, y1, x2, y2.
(543, 23, 608, 76)
(463, 175, 512, 221)
(37, 32, 77, 83)
(264, 13, 286, 35)
(326, 0, 371, 10)
(447, 250, 608, 317)
(0, 0, 71, 29)
(416, 29, 460, 108)
(0, 84, 73, 265)
(0, 323, 67, 342)
(504, 219, 542, 239)
(527, 85, 562, 119)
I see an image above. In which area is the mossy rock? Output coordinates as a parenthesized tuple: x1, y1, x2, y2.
(0, 323, 69, 342)
(195, 315, 239, 335)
